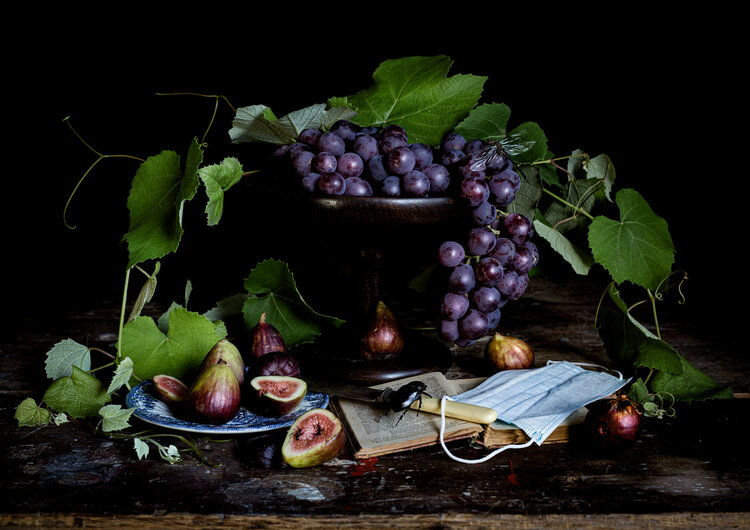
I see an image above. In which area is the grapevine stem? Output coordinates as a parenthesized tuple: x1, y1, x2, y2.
(89, 347, 116, 360)
(116, 267, 132, 365)
(88, 361, 116, 374)
(542, 188, 595, 220)
(647, 289, 661, 339)
(62, 117, 144, 230)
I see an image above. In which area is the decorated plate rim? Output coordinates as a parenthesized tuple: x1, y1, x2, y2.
(125, 379, 329, 434)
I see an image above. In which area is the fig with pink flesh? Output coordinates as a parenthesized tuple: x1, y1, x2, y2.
(281, 408, 346, 468)
(248, 375, 307, 417)
(250, 313, 288, 359)
(186, 361, 241, 425)
(199, 338, 245, 384)
(360, 300, 405, 360)
(152, 374, 189, 404)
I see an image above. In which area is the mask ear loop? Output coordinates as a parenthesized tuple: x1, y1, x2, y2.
(438, 395, 534, 464)
(545, 359, 624, 380)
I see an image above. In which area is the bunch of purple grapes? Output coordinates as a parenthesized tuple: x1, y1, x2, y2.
(274, 120, 452, 197)
(275, 119, 537, 346)
(435, 131, 538, 347)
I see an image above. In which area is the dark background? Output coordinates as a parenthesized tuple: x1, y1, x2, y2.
(5, 11, 744, 337)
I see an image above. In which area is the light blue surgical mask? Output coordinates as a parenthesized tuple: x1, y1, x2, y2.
(439, 360, 630, 464)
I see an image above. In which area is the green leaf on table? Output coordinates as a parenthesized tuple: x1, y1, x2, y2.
(15, 398, 51, 427)
(345, 55, 486, 145)
(107, 357, 134, 394)
(649, 358, 734, 403)
(533, 215, 594, 275)
(597, 283, 681, 372)
(229, 103, 356, 145)
(134, 438, 150, 460)
(198, 157, 245, 226)
(98, 404, 135, 432)
(121, 307, 226, 382)
(242, 259, 345, 348)
(588, 188, 675, 291)
(597, 284, 731, 402)
(42, 366, 111, 419)
(122, 138, 204, 269)
(44, 339, 91, 380)
(128, 262, 161, 323)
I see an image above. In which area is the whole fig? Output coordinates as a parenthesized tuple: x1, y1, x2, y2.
(485, 332, 534, 371)
(186, 361, 241, 425)
(199, 338, 246, 384)
(360, 301, 405, 360)
(250, 312, 288, 359)
(247, 351, 301, 380)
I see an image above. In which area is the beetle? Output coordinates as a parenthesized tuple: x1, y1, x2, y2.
(380, 381, 432, 426)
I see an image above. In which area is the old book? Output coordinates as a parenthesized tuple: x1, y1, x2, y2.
(330, 371, 586, 459)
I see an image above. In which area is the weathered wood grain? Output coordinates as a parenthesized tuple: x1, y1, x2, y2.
(1, 276, 747, 524)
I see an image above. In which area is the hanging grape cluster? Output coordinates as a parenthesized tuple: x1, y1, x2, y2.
(273, 119, 538, 346)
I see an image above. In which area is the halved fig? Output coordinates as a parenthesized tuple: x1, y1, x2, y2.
(281, 408, 346, 468)
(152, 374, 189, 405)
(248, 375, 307, 417)
(199, 338, 246, 384)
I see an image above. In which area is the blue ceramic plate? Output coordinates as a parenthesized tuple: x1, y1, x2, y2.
(125, 380, 329, 434)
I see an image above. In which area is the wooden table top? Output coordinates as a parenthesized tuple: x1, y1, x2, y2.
(2, 275, 747, 528)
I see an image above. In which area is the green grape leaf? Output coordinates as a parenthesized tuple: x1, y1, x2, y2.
(157, 301, 183, 334)
(627, 378, 651, 404)
(42, 366, 111, 419)
(107, 357, 134, 394)
(454, 102, 511, 140)
(538, 150, 560, 188)
(597, 285, 730, 402)
(242, 259, 345, 348)
(649, 358, 734, 403)
(203, 292, 249, 322)
(198, 157, 245, 226)
(128, 262, 160, 323)
(597, 283, 680, 372)
(134, 438, 150, 460)
(345, 55, 486, 145)
(122, 138, 203, 269)
(121, 307, 226, 382)
(15, 398, 51, 427)
(505, 164, 542, 221)
(543, 178, 604, 234)
(588, 188, 675, 291)
(585, 153, 616, 202)
(453, 103, 548, 163)
(533, 216, 594, 275)
(99, 404, 135, 432)
(229, 103, 356, 145)
(44, 339, 91, 380)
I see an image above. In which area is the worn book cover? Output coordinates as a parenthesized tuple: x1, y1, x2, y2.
(331, 372, 586, 459)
